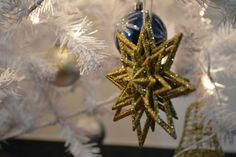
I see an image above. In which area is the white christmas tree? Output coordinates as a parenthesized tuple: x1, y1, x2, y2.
(0, 0, 236, 157)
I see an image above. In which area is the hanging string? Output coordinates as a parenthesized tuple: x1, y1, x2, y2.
(142, 0, 153, 23)
(143, 0, 146, 23)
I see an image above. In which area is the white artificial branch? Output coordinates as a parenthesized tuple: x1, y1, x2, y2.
(179, 0, 236, 28)
(28, 0, 56, 24)
(0, 68, 23, 103)
(45, 90, 101, 157)
(0, 68, 23, 90)
(0, 91, 118, 141)
(55, 17, 107, 75)
(61, 124, 101, 157)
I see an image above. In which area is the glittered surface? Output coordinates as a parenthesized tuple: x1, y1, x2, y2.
(107, 14, 195, 147)
(175, 102, 225, 157)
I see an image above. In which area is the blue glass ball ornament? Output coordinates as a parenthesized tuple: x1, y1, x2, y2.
(115, 8, 167, 51)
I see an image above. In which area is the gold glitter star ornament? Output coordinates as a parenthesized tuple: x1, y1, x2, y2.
(107, 15, 195, 147)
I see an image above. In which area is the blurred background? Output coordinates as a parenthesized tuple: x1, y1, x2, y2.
(20, 77, 236, 153)
(19, 0, 236, 154)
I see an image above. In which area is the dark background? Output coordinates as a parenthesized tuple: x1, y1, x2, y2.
(0, 139, 235, 157)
